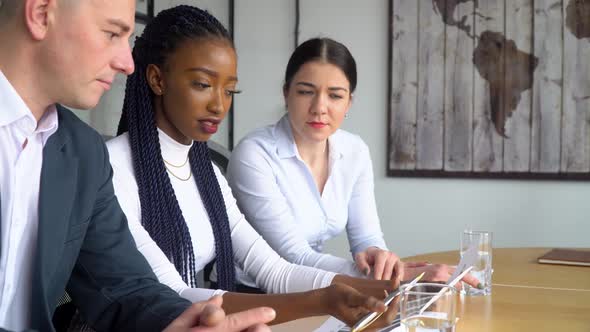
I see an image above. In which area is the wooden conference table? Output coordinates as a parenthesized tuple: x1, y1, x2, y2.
(272, 248, 590, 331)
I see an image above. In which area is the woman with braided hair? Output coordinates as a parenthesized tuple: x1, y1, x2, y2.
(106, 5, 400, 327)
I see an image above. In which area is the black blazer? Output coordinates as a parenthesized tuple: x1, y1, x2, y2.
(0, 106, 190, 331)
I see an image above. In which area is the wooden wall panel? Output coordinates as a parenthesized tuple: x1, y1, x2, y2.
(472, 0, 505, 172)
(443, 1, 474, 171)
(503, 0, 534, 172)
(561, 0, 590, 172)
(389, 0, 419, 170)
(416, 0, 445, 170)
(531, 0, 563, 173)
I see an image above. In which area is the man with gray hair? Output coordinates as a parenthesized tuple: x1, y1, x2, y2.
(0, 0, 274, 331)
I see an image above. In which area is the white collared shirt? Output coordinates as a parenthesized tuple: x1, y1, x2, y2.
(0, 71, 58, 330)
(106, 129, 335, 303)
(227, 115, 388, 285)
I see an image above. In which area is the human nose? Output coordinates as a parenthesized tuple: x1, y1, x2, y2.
(208, 88, 225, 115)
(112, 42, 135, 75)
(310, 92, 328, 115)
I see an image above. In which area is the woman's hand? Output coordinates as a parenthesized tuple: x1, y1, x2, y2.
(354, 247, 404, 282)
(403, 263, 480, 288)
(318, 283, 398, 328)
(331, 273, 399, 306)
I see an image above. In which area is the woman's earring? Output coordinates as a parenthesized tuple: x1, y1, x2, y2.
(345, 113, 349, 119)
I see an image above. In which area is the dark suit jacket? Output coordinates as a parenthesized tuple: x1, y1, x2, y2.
(0, 106, 191, 331)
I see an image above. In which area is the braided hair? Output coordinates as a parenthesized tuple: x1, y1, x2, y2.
(117, 5, 236, 291)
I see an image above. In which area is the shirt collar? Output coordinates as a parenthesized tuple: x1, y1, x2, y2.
(0, 70, 59, 145)
(38, 105, 59, 146)
(0, 70, 31, 127)
(274, 114, 299, 159)
(274, 114, 345, 160)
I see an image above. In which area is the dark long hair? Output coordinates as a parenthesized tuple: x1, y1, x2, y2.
(117, 5, 235, 291)
(284, 37, 357, 93)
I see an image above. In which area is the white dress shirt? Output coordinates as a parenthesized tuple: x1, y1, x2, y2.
(0, 71, 58, 330)
(227, 115, 388, 286)
(106, 129, 335, 303)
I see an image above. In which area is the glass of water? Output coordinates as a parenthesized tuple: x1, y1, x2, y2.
(461, 229, 492, 296)
(400, 283, 458, 332)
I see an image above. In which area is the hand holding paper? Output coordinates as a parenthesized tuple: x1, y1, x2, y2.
(448, 240, 482, 289)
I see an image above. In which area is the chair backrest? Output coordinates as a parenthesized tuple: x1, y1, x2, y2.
(207, 140, 231, 174)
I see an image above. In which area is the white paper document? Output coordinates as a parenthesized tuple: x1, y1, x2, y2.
(448, 241, 478, 283)
(313, 316, 347, 332)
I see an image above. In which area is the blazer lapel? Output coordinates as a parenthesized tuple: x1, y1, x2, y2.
(32, 120, 78, 323)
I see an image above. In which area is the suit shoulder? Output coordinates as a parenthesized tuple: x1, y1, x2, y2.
(56, 105, 106, 147)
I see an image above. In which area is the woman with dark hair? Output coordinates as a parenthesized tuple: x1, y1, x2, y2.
(227, 38, 480, 288)
(106, 5, 399, 327)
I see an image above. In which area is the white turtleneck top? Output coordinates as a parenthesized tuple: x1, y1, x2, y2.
(105, 129, 336, 303)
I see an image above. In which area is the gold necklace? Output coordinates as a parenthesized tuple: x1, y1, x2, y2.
(163, 155, 189, 168)
(164, 164, 192, 181)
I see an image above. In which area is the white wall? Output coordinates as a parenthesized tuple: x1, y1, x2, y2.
(85, 0, 590, 259)
(234, 0, 296, 140)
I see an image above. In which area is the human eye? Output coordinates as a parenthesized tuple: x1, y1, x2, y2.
(330, 93, 344, 100)
(104, 31, 121, 41)
(225, 88, 242, 97)
(192, 81, 211, 90)
(297, 90, 314, 96)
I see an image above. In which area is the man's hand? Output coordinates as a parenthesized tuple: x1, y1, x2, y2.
(163, 296, 276, 332)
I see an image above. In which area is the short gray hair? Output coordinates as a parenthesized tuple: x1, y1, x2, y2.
(0, 0, 20, 21)
(0, 0, 77, 24)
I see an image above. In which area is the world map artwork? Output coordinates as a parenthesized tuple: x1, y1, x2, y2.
(389, 0, 590, 177)
(566, 0, 590, 39)
(434, 0, 589, 138)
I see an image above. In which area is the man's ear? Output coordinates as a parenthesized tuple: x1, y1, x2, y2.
(146, 64, 165, 95)
(24, 0, 56, 41)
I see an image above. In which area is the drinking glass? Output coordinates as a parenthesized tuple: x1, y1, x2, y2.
(400, 283, 458, 332)
(461, 229, 492, 296)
